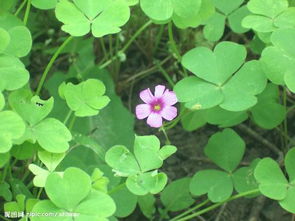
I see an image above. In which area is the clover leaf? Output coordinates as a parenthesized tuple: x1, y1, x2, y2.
(0, 13, 32, 57)
(0, 54, 30, 92)
(255, 148, 295, 213)
(31, 167, 116, 221)
(203, 0, 250, 41)
(32, 0, 58, 10)
(55, 0, 130, 37)
(260, 28, 295, 92)
(251, 83, 286, 129)
(140, 0, 214, 29)
(105, 135, 176, 195)
(175, 41, 267, 111)
(160, 178, 194, 212)
(9, 89, 54, 126)
(242, 0, 295, 33)
(59, 79, 110, 117)
(9, 89, 72, 153)
(190, 129, 257, 202)
(0, 111, 25, 153)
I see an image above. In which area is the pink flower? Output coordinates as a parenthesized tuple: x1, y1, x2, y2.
(135, 85, 178, 128)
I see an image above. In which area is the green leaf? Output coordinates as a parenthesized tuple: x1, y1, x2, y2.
(91, 0, 130, 37)
(251, 83, 286, 129)
(110, 185, 137, 217)
(212, 0, 243, 15)
(38, 151, 65, 172)
(140, 0, 174, 21)
(138, 194, 156, 219)
(0, 152, 10, 168)
(9, 89, 54, 126)
(28, 164, 50, 187)
(126, 171, 167, 195)
(75, 190, 116, 220)
(60, 79, 110, 117)
(0, 27, 10, 53)
(32, 0, 58, 9)
(228, 6, 250, 33)
(220, 60, 267, 111)
(105, 145, 140, 177)
(203, 12, 226, 42)
(0, 111, 25, 153)
(91, 168, 109, 192)
(206, 106, 248, 127)
(242, 0, 292, 32)
(55, 0, 130, 37)
(134, 135, 176, 172)
(0, 92, 4, 111)
(11, 142, 38, 160)
(181, 109, 207, 131)
(285, 148, 295, 182)
(182, 42, 246, 85)
(34, 118, 72, 153)
(279, 186, 295, 213)
(254, 158, 288, 200)
(173, 0, 214, 29)
(261, 28, 295, 92)
(0, 182, 12, 201)
(233, 159, 260, 194)
(160, 178, 194, 212)
(140, 0, 204, 28)
(190, 169, 233, 202)
(31, 200, 67, 221)
(0, 55, 30, 91)
(247, 0, 288, 18)
(0, 13, 32, 57)
(4, 26, 32, 57)
(205, 128, 245, 172)
(45, 167, 92, 211)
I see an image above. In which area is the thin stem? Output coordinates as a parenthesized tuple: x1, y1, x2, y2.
(170, 199, 210, 221)
(1, 161, 9, 183)
(283, 88, 288, 150)
(0, 214, 10, 221)
(173, 189, 260, 221)
(155, 61, 175, 87)
(63, 110, 73, 125)
(160, 126, 171, 145)
(36, 36, 73, 95)
(108, 182, 126, 194)
(168, 22, 181, 61)
(99, 20, 152, 69)
(23, 0, 31, 25)
(15, 0, 28, 16)
(37, 187, 43, 199)
(68, 115, 76, 131)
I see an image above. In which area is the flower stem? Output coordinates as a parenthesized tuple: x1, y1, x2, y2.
(99, 20, 152, 69)
(23, 0, 31, 25)
(160, 126, 171, 145)
(173, 189, 260, 221)
(35, 36, 73, 96)
(155, 60, 175, 87)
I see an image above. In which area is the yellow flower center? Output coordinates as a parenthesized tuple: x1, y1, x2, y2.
(154, 104, 161, 111)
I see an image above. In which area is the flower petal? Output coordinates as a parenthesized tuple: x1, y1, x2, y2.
(161, 106, 177, 121)
(154, 85, 166, 97)
(162, 90, 178, 105)
(147, 113, 163, 128)
(140, 88, 154, 104)
(136, 104, 151, 119)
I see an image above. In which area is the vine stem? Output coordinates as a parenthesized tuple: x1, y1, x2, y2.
(23, 0, 31, 25)
(172, 189, 260, 221)
(36, 36, 73, 95)
(99, 20, 153, 69)
(160, 126, 171, 145)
